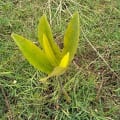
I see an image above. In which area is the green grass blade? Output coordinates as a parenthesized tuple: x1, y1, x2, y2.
(38, 15, 61, 60)
(11, 33, 53, 74)
(62, 12, 80, 62)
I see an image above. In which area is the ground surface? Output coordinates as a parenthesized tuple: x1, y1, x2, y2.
(0, 0, 120, 120)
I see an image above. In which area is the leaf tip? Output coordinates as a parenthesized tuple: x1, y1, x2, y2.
(39, 14, 47, 22)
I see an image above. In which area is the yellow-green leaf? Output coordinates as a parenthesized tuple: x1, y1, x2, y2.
(59, 52, 69, 68)
(11, 33, 53, 74)
(49, 52, 69, 77)
(43, 34, 58, 66)
(40, 67, 66, 83)
(40, 52, 69, 82)
(62, 12, 80, 62)
(38, 15, 61, 60)
(49, 53, 70, 76)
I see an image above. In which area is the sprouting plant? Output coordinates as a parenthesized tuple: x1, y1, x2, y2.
(11, 12, 80, 102)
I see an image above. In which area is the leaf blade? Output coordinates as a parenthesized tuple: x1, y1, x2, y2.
(62, 12, 80, 62)
(59, 52, 69, 68)
(38, 15, 61, 60)
(11, 33, 53, 74)
(40, 52, 70, 82)
(43, 34, 58, 66)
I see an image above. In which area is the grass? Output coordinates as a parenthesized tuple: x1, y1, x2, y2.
(0, 0, 120, 119)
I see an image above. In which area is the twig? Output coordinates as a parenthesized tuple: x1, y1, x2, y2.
(95, 77, 105, 101)
(0, 85, 14, 120)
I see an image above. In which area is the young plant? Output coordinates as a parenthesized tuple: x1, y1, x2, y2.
(11, 12, 80, 81)
(11, 12, 80, 102)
